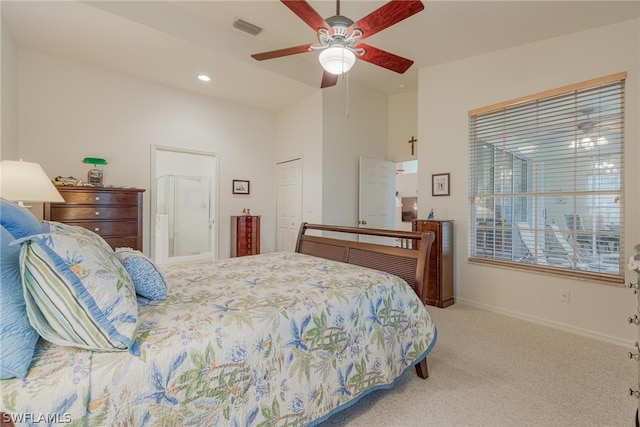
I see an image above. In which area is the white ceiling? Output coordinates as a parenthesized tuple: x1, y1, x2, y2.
(2, 1, 638, 112)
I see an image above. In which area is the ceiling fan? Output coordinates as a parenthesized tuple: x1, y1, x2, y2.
(251, 0, 425, 88)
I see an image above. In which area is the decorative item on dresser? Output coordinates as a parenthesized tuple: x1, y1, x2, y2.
(230, 215, 260, 257)
(44, 186, 145, 251)
(412, 219, 454, 307)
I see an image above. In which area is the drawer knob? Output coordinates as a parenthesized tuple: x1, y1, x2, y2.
(95, 196, 100, 201)
(94, 228, 100, 232)
(95, 211, 100, 216)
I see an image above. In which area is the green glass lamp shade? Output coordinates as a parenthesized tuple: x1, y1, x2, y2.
(82, 157, 108, 166)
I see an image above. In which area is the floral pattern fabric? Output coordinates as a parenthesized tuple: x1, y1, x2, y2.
(1, 252, 436, 426)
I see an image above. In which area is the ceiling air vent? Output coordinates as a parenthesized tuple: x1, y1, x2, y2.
(233, 19, 262, 36)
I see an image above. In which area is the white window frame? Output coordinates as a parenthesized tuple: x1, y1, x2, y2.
(468, 73, 626, 284)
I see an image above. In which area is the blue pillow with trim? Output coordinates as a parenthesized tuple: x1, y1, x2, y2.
(0, 198, 40, 239)
(115, 248, 168, 301)
(18, 233, 139, 354)
(0, 225, 39, 379)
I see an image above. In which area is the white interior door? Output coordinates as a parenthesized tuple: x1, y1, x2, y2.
(276, 158, 302, 252)
(359, 157, 396, 244)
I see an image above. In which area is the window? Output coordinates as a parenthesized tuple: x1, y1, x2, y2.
(468, 73, 625, 283)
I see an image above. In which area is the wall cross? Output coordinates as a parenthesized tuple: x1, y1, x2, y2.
(408, 136, 417, 155)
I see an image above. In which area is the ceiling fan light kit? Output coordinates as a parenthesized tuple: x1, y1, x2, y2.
(319, 46, 356, 75)
(251, 0, 425, 88)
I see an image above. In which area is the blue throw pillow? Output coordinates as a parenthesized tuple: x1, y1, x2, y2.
(0, 225, 40, 379)
(0, 198, 41, 239)
(115, 248, 168, 301)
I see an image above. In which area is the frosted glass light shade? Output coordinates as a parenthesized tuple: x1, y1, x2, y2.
(0, 160, 64, 203)
(319, 46, 356, 75)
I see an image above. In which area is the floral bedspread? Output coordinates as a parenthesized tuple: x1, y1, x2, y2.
(2, 252, 437, 426)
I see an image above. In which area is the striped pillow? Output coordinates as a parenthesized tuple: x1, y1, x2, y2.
(18, 233, 139, 354)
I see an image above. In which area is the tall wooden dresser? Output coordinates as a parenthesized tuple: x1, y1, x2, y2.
(44, 186, 145, 250)
(412, 219, 454, 308)
(231, 215, 260, 257)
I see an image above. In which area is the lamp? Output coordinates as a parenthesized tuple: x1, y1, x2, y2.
(82, 157, 107, 185)
(319, 46, 356, 75)
(0, 160, 64, 207)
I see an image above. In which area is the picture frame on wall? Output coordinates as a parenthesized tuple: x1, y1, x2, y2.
(232, 179, 250, 195)
(432, 173, 450, 196)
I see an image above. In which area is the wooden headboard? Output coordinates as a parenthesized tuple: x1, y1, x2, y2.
(295, 223, 435, 305)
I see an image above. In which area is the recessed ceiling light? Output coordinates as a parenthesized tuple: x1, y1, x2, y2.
(197, 74, 211, 82)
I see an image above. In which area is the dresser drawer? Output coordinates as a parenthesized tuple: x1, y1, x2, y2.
(58, 221, 139, 237)
(49, 206, 139, 221)
(59, 191, 140, 206)
(103, 236, 139, 250)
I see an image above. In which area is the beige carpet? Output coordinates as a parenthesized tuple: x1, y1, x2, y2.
(317, 303, 636, 427)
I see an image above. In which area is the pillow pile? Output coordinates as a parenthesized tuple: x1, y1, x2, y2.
(115, 248, 168, 301)
(1, 200, 153, 379)
(0, 199, 42, 379)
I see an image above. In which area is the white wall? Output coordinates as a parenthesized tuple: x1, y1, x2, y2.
(16, 50, 277, 257)
(0, 11, 19, 160)
(276, 91, 323, 225)
(388, 91, 418, 163)
(322, 80, 388, 227)
(418, 19, 640, 346)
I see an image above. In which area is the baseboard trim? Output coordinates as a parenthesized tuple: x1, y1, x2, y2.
(455, 297, 634, 348)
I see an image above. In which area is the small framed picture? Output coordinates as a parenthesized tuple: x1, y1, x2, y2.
(432, 173, 450, 196)
(232, 179, 250, 195)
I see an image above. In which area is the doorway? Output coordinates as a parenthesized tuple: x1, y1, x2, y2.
(358, 157, 396, 245)
(151, 146, 218, 263)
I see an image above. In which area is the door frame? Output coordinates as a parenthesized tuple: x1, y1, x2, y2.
(150, 145, 219, 263)
(276, 157, 303, 252)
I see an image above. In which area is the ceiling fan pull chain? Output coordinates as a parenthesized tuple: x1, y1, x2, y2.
(345, 71, 350, 118)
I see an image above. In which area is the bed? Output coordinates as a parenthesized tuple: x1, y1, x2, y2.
(0, 212, 437, 427)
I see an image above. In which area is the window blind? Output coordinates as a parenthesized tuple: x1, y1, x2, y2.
(468, 73, 625, 283)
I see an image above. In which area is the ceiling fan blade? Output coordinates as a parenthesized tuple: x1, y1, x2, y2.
(281, 0, 331, 32)
(357, 43, 414, 73)
(251, 44, 314, 61)
(349, 0, 425, 40)
(321, 71, 339, 88)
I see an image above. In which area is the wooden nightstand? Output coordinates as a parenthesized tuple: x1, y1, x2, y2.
(412, 219, 454, 307)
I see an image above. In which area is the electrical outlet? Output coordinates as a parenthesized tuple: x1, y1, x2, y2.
(560, 288, 570, 303)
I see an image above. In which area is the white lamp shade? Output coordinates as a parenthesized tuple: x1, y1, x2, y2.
(319, 46, 356, 75)
(0, 160, 64, 203)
